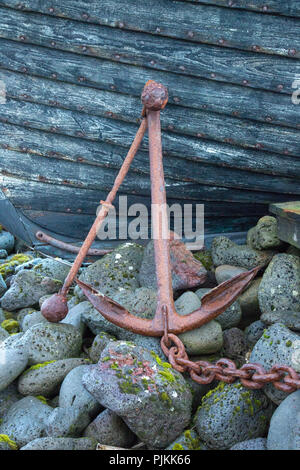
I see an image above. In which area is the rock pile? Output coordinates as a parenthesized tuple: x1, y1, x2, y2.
(0, 215, 299, 450)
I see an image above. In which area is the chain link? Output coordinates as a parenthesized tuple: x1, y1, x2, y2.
(161, 333, 300, 393)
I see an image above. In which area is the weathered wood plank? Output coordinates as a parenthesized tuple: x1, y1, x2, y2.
(178, 1, 300, 18)
(0, 122, 297, 206)
(0, 39, 298, 130)
(2, 69, 300, 157)
(0, 0, 299, 58)
(0, 169, 268, 217)
(0, 145, 299, 196)
(0, 102, 299, 181)
(0, 13, 298, 97)
(1, 168, 298, 208)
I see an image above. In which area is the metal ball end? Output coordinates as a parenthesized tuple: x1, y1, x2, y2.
(41, 292, 69, 322)
(141, 80, 168, 111)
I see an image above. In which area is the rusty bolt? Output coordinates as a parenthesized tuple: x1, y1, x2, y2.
(141, 80, 168, 111)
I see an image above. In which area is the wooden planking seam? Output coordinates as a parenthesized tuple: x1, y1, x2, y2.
(1, 171, 298, 208)
(0, 31, 299, 97)
(1, 68, 300, 159)
(0, 40, 298, 129)
(0, 143, 299, 196)
(176, 1, 300, 18)
(0, 101, 299, 181)
(0, 34, 299, 127)
(0, 0, 299, 58)
(0, 8, 299, 97)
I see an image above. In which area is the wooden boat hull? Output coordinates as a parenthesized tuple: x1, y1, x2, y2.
(0, 0, 299, 257)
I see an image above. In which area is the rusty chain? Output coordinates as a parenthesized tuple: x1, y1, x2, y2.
(160, 332, 300, 393)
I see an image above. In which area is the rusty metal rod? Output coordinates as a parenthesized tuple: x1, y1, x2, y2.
(35, 230, 112, 256)
(41, 116, 147, 321)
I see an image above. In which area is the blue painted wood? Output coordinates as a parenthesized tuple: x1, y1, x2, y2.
(0, 0, 299, 57)
(1, 70, 300, 158)
(179, 1, 300, 18)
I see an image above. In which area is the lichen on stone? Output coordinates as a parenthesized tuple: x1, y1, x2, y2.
(0, 434, 18, 450)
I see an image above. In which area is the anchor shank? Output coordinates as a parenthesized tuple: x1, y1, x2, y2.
(147, 109, 176, 329)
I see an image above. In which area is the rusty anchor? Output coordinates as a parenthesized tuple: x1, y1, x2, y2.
(41, 80, 300, 392)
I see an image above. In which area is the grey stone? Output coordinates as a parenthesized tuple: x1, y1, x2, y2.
(0, 308, 5, 323)
(267, 390, 300, 450)
(0, 249, 8, 259)
(45, 406, 90, 438)
(82, 289, 165, 360)
(230, 438, 268, 450)
(250, 323, 300, 404)
(247, 216, 283, 250)
(21, 311, 48, 331)
(260, 310, 300, 332)
(258, 254, 300, 314)
(222, 328, 247, 364)
(244, 320, 266, 348)
(20, 437, 97, 450)
(0, 231, 14, 254)
(89, 331, 116, 363)
(0, 273, 7, 296)
(28, 258, 70, 282)
(196, 288, 242, 330)
(166, 429, 208, 450)
(176, 292, 223, 355)
(0, 326, 9, 343)
(0, 270, 63, 311)
(287, 246, 300, 257)
(139, 239, 206, 292)
(211, 236, 275, 269)
(238, 278, 262, 328)
(21, 323, 82, 365)
(16, 307, 37, 324)
(60, 302, 86, 334)
(18, 358, 89, 397)
(75, 242, 143, 300)
(0, 396, 52, 447)
(215, 265, 247, 284)
(14, 257, 43, 273)
(0, 338, 28, 392)
(0, 381, 22, 419)
(82, 341, 192, 449)
(196, 382, 273, 449)
(59, 365, 103, 417)
(83, 409, 136, 447)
